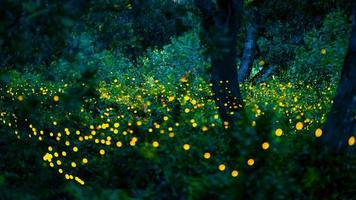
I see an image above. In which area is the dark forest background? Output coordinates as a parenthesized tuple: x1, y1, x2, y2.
(0, 0, 355, 199)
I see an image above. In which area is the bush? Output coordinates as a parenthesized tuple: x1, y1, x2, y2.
(286, 11, 350, 84)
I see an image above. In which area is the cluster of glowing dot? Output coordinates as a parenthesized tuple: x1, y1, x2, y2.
(0, 69, 352, 186)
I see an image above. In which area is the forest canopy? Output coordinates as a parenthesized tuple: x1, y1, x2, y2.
(0, 0, 355, 199)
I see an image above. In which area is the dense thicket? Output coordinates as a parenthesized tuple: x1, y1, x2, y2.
(0, 0, 355, 199)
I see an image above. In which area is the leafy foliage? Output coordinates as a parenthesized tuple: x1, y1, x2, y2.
(287, 11, 350, 84)
(0, 1, 355, 199)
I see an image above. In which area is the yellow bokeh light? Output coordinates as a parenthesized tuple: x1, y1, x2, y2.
(295, 122, 303, 130)
(262, 142, 270, 150)
(82, 158, 88, 164)
(275, 128, 283, 137)
(315, 128, 323, 137)
(116, 141, 123, 147)
(218, 164, 226, 171)
(231, 170, 239, 177)
(56, 160, 62, 165)
(203, 152, 211, 159)
(348, 136, 355, 146)
(247, 158, 255, 166)
(259, 60, 265, 66)
(183, 144, 190, 150)
(201, 126, 208, 132)
(152, 141, 159, 148)
(17, 95, 24, 101)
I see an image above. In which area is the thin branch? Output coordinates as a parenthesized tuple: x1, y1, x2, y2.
(194, 0, 215, 15)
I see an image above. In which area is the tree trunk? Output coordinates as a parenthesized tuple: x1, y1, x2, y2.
(323, 0, 356, 152)
(195, 0, 243, 123)
(251, 64, 278, 84)
(238, 8, 259, 83)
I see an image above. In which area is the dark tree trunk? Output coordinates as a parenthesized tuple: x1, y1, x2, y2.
(195, 0, 243, 123)
(238, 8, 259, 83)
(251, 64, 278, 84)
(323, 0, 356, 152)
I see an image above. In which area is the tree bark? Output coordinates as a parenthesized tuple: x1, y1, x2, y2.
(251, 64, 278, 84)
(323, 0, 356, 152)
(195, 0, 243, 123)
(238, 8, 259, 83)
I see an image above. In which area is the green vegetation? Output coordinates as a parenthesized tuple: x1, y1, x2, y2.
(0, 0, 355, 199)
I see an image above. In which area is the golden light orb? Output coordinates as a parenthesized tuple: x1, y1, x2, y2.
(275, 128, 283, 137)
(348, 136, 355, 146)
(262, 142, 270, 150)
(315, 128, 323, 137)
(247, 158, 255, 166)
(218, 164, 226, 171)
(152, 141, 159, 148)
(203, 152, 211, 159)
(231, 170, 239, 177)
(53, 95, 59, 102)
(295, 122, 303, 130)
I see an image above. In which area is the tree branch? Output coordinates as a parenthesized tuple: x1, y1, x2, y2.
(194, 0, 215, 16)
(238, 8, 259, 82)
(251, 65, 278, 84)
